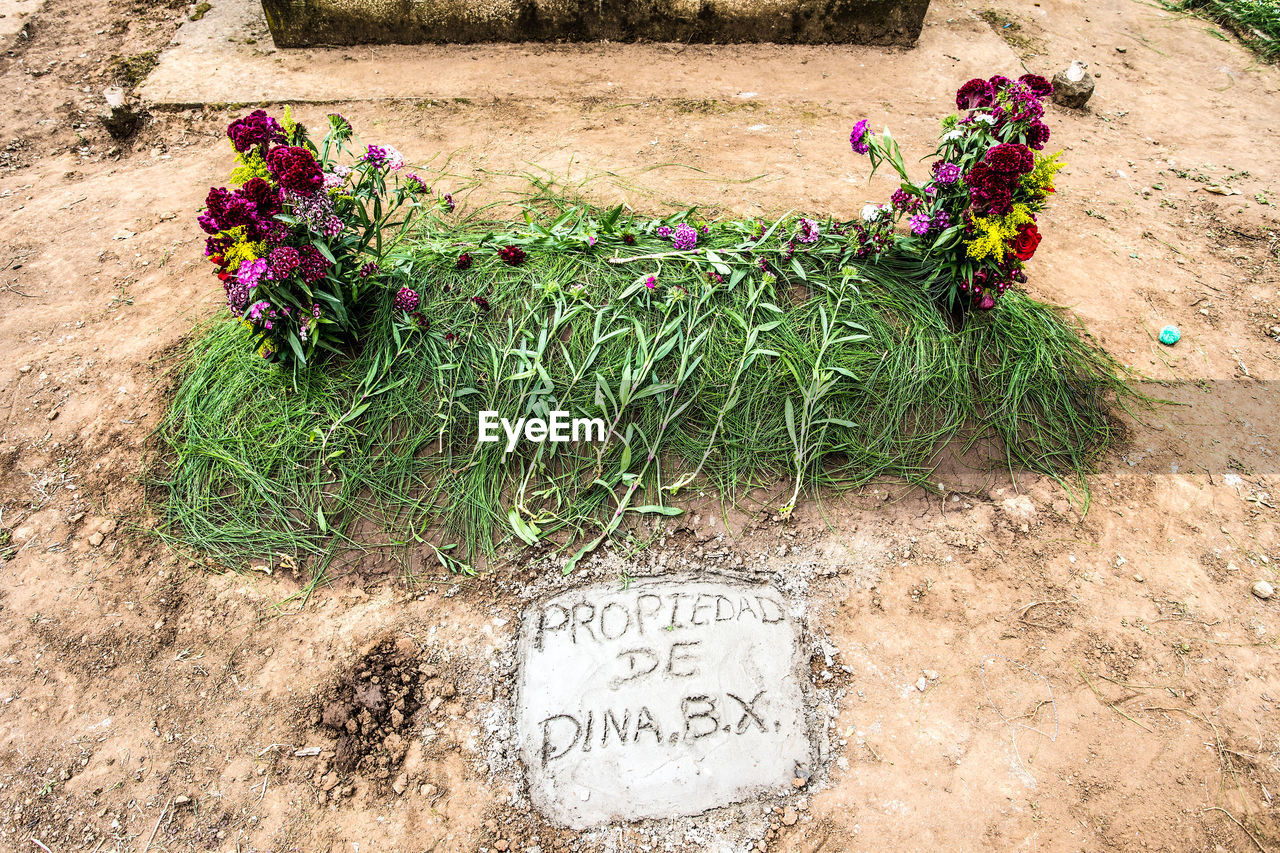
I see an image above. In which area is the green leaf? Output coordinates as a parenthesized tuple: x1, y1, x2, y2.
(629, 505, 684, 516)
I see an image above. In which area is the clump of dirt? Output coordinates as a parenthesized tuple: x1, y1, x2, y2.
(319, 638, 424, 779)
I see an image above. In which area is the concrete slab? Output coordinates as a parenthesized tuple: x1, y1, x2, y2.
(516, 576, 813, 828)
(137, 0, 1017, 108)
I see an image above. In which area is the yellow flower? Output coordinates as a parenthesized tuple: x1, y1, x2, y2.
(221, 230, 266, 273)
(964, 204, 1036, 262)
(1022, 152, 1065, 197)
(229, 149, 271, 186)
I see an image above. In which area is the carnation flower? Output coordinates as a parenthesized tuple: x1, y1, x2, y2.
(972, 114, 996, 126)
(656, 225, 673, 238)
(394, 287, 420, 312)
(623, 234, 636, 245)
(362, 144, 404, 170)
(672, 223, 698, 250)
(931, 210, 952, 231)
(226, 110, 285, 154)
(235, 257, 269, 296)
(908, 213, 931, 236)
(796, 218, 820, 244)
(956, 78, 995, 110)
(456, 252, 472, 271)
(860, 204, 882, 222)
(932, 161, 962, 184)
(266, 146, 324, 194)
(644, 275, 657, 289)
(890, 189, 920, 212)
(499, 245, 527, 266)
(403, 173, 429, 193)
(360, 262, 380, 278)
(470, 295, 491, 312)
(297, 245, 330, 283)
(849, 119, 871, 155)
(442, 193, 455, 213)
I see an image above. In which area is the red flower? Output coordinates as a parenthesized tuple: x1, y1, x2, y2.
(1011, 223, 1042, 261)
(498, 245, 526, 266)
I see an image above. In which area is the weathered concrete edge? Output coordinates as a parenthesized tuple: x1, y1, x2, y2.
(513, 571, 823, 830)
(261, 0, 930, 48)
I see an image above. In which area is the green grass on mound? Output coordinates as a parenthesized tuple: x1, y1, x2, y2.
(1166, 0, 1280, 62)
(152, 201, 1138, 574)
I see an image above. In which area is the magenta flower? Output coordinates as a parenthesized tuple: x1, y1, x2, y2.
(394, 287, 420, 312)
(932, 161, 962, 184)
(672, 224, 698, 250)
(849, 119, 871, 155)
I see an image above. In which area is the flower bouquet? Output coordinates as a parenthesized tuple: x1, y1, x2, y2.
(199, 110, 434, 364)
(849, 73, 1064, 314)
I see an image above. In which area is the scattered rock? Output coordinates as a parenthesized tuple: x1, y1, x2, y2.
(915, 677, 928, 692)
(87, 532, 104, 547)
(392, 772, 408, 795)
(923, 669, 940, 681)
(1252, 580, 1274, 600)
(782, 806, 799, 826)
(493, 840, 510, 852)
(18, 364, 31, 374)
(1000, 495, 1036, 529)
(1052, 61, 1094, 108)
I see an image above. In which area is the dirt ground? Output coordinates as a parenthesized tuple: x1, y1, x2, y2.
(1, 0, 1279, 849)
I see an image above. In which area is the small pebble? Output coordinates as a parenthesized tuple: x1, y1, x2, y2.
(1252, 580, 1274, 600)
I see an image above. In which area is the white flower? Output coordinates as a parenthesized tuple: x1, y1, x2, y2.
(973, 115, 996, 126)
(861, 204, 881, 222)
(942, 129, 964, 142)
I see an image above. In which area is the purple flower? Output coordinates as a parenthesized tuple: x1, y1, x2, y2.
(442, 193, 455, 213)
(644, 275, 657, 289)
(360, 262, 380, 278)
(1026, 120, 1051, 151)
(1018, 73, 1054, 98)
(298, 246, 330, 283)
(404, 173, 429, 194)
(849, 119, 871, 155)
(956, 78, 995, 110)
(362, 145, 404, 170)
(931, 210, 951, 231)
(656, 225, 673, 238)
(266, 147, 323, 194)
(932, 161, 962, 184)
(908, 213, 931, 236)
(456, 252, 472, 271)
(269, 246, 300, 279)
(226, 110, 284, 154)
(796, 218, 820, 244)
(394, 287, 420, 312)
(499, 245, 527, 266)
(890, 188, 920, 212)
(672, 224, 698, 251)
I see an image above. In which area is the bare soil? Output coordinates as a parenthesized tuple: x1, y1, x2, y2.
(0, 0, 1279, 851)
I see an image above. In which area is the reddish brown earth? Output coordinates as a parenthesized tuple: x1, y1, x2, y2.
(0, 0, 1278, 850)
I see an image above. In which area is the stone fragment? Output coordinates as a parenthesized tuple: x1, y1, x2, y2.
(1252, 580, 1274, 600)
(1052, 61, 1095, 109)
